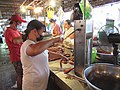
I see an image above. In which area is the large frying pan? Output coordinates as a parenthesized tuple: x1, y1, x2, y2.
(84, 63, 120, 90)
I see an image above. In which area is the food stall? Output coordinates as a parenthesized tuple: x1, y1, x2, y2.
(46, 0, 120, 90)
(0, 0, 120, 90)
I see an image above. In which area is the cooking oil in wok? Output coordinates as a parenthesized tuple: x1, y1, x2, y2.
(88, 74, 120, 90)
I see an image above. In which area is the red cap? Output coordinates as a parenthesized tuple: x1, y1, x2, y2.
(10, 14, 26, 22)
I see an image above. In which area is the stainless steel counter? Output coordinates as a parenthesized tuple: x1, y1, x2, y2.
(49, 60, 89, 90)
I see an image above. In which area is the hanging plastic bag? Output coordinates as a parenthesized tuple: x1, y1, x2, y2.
(79, 0, 92, 19)
(46, 6, 54, 19)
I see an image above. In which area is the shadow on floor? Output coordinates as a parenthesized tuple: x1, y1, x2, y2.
(0, 44, 17, 90)
(0, 62, 17, 90)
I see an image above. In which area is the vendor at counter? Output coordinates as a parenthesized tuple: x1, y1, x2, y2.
(63, 20, 74, 54)
(20, 20, 68, 90)
(49, 19, 62, 37)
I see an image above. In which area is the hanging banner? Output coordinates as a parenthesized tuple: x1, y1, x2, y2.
(57, 6, 65, 32)
(79, 0, 92, 19)
(46, 6, 54, 19)
(57, 6, 64, 21)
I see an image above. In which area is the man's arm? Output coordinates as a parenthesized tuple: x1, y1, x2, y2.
(13, 36, 23, 44)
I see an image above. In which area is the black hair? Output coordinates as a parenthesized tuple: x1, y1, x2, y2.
(23, 20, 45, 41)
(65, 20, 72, 27)
(73, 3, 83, 20)
(49, 19, 56, 23)
(9, 20, 19, 24)
(9, 21, 13, 24)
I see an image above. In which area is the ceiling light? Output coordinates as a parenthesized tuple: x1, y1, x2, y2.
(50, 0, 55, 7)
(34, 7, 42, 13)
(20, 6, 26, 13)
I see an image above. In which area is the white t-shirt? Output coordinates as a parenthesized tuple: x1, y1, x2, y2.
(20, 40, 50, 90)
(63, 27, 74, 48)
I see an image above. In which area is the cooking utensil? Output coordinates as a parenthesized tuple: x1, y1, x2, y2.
(66, 74, 87, 84)
(84, 63, 120, 90)
(64, 67, 74, 74)
(97, 53, 115, 60)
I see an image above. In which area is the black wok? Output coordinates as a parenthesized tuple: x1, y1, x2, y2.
(84, 63, 120, 90)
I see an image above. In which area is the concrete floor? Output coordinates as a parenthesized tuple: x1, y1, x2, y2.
(0, 43, 17, 90)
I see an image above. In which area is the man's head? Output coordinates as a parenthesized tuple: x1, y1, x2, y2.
(10, 14, 26, 27)
(10, 14, 26, 23)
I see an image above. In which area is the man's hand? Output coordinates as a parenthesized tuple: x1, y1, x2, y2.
(60, 54, 69, 62)
(13, 36, 23, 44)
